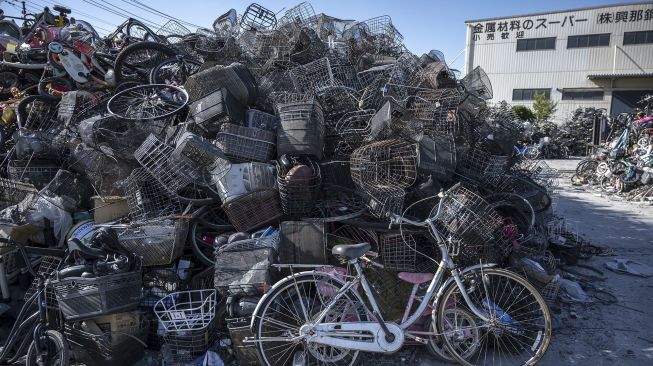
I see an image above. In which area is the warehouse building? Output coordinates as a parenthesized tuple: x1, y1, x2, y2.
(464, 1, 653, 123)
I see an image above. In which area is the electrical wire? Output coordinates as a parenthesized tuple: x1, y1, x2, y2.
(95, 0, 164, 29)
(81, 0, 162, 30)
(126, 0, 203, 29)
(28, 0, 118, 29)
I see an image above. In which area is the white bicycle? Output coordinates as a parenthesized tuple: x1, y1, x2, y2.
(248, 183, 552, 366)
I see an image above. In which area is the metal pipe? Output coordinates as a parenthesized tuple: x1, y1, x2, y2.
(0, 61, 47, 69)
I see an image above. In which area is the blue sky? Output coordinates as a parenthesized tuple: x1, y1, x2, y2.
(1, 0, 638, 70)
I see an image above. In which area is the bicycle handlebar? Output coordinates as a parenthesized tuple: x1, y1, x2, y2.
(387, 182, 462, 228)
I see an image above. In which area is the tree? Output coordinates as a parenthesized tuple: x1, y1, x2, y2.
(511, 105, 535, 121)
(532, 92, 557, 121)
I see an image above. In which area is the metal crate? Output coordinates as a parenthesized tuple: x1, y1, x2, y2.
(222, 188, 283, 232)
(6, 160, 60, 190)
(277, 158, 322, 218)
(0, 178, 37, 209)
(124, 168, 183, 222)
(110, 219, 189, 266)
(215, 123, 276, 163)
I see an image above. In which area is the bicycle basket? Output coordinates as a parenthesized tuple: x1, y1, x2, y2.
(111, 219, 189, 266)
(154, 289, 217, 332)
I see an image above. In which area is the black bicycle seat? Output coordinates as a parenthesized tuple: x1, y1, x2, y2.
(53, 5, 71, 14)
(67, 238, 106, 258)
(331, 242, 371, 259)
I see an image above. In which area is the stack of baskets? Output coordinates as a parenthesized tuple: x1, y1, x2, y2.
(277, 157, 321, 217)
(154, 289, 218, 364)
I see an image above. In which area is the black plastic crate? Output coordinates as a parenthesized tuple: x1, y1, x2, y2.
(227, 317, 260, 366)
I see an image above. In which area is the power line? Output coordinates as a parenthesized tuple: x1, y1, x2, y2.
(96, 0, 164, 29)
(29, 0, 118, 29)
(126, 0, 202, 29)
(81, 0, 163, 30)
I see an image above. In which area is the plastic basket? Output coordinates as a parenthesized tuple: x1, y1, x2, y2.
(52, 258, 143, 321)
(154, 289, 217, 332)
(227, 317, 260, 366)
(222, 188, 283, 232)
(111, 219, 189, 266)
(215, 123, 276, 163)
(275, 94, 325, 159)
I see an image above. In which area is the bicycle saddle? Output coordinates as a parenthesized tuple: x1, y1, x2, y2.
(53, 5, 71, 14)
(331, 242, 370, 259)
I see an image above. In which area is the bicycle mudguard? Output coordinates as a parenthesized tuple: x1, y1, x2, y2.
(430, 263, 499, 315)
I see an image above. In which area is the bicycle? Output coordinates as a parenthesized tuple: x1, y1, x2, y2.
(0, 239, 68, 366)
(513, 144, 539, 160)
(248, 183, 552, 366)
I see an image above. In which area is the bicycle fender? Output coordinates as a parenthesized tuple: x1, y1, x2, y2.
(431, 263, 499, 319)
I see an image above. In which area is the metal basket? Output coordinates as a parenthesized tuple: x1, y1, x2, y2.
(335, 109, 375, 154)
(0, 178, 37, 209)
(247, 109, 280, 131)
(227, 317, 260, 366)
(290, 58, 336, 94)
(23, 256, 61, 309)
(154, 289, 217, 332)
(278, 1, 316, 28)
(275, 94, 325, 159)
(124, 168, 183, 222)
(172, 131, 231, 183)
(433, 186, 509, 267)
(7, 160, 60, 190)
(162, 320, 217, 364)
(222, 188, 283, 232)
(215, 123, 276, 163)
(277, 158, 322, 218)
(134, 134, 195, 193)
(379, 233, 417, 272)
(52, 258, 143, 321)
(240, 3, 277, 31)
(214, 237, 278, 296)
(350, 139, 418, 190)
(410, 88, 462, 136)
(214, 162, 277, 203)
(110, 219, 189, 267)
(458, 147, 509, 178)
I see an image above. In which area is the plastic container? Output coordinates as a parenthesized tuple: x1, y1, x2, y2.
(111, 219, 189, 266)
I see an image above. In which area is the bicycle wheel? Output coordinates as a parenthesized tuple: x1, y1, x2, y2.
(26, 329, 69, 366)
(149, 57, 202, 84)
(190, 206, 233, 267)
(426, 307, 480, 362)
(107, 84, 188, 121)
(0, 70, 20, 95)
(436, 268, 551, 366)
(524, 147, 539, 160)
(113, 41, 177, 82)
(253, 272, 368, 366)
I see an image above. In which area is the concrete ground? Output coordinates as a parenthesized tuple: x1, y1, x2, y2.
(536, 158, 653, 366)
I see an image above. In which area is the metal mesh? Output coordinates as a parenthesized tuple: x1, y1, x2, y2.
(275, 93, 325, 158)
(110, 219, 189, 266)
(350, 139, 418, 189)
(410, 88, 462, 136)
(222, 188, 283, 232)
(290, 58, 335, 94)
(380, 233, 416, 272)
(24, 256, 62, 309)
(277, 158, 322, 217)
(0, 178, 37, 209)
(335, 109, 375, 153)
(134, 134, 195, 193)
(124, 168, 183, 222)
(240, 3, 277, 31)
(278, 1, 316, 28)
(458, 147, 509, 179)
(6, 160, 60, 190)
(433, 185, 509, 266)
(215, 123, 276, 163)
(154, 289, 217, 332)
(247, 109, 280, 131)
(162, 321, 216, 363)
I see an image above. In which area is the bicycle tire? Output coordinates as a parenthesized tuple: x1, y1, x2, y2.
(0, 71, 20, 95)
(37, 77, 73, 101)
(149, 57, 202, 84)
(113, 41, 177, 83)
(436, 268, 552, 366)
(25, 329, 69, 366)
(253, 272, 367, 366)
(107, 84, 188, 121)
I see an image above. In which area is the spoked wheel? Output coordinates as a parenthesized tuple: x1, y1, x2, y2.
(253, 272, 368, 366)
(25, 329, 69, 366)
(427, 307, 480, 362)
(107, 84, 188, 120)
(113, 41, 177, 82)
(436, 268, 551, 366)
(149, 57, 203, 84)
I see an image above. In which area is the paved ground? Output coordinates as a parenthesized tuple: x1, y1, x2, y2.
(536, 158, 653, 366)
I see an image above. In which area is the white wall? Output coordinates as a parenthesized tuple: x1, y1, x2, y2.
(465, 2, 653, 123)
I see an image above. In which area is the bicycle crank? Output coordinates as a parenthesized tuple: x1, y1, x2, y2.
(304, 321, 404, 353)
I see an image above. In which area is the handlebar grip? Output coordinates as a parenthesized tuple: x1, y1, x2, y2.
(448, 182, 462, 192)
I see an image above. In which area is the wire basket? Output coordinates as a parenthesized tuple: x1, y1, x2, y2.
(379, 233, 417, 272)
(214, 162, 277, 203)
(410, 88, 462, 136)
(240, 3, 277, 31)
(23, 256, 61, 309)
(162, 320, 217, 364)
(154, 289, 217, 332)
(335, 109, 375, 154)
(0, 178, 37, 209)
(275, 93, 325, 159)
(278, 1, 316, 28)
(350, 139, 418, 190)
(134, 134, 196, 193)
(222, 188, 283, 232)
(277, 158, 322, 218)
(124, 168, 183, 222)
(458, 147, 509, 179)
(227, 317, 260, 366)
(290, 57, 336, 94)
(110, 219, 189, 267)
(433, 186, 509, 267)
(172, 131, 231, 183)
(7, 160, 60, 190)
(214, 239, 278, 296)
(215, 123, 276, 163)
(52, 258, 143, 321)
(361, 186, 406, 219)
(247, 109, 280, 131)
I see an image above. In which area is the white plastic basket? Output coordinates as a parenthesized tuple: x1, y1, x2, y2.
(154, 289, 217, 332)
